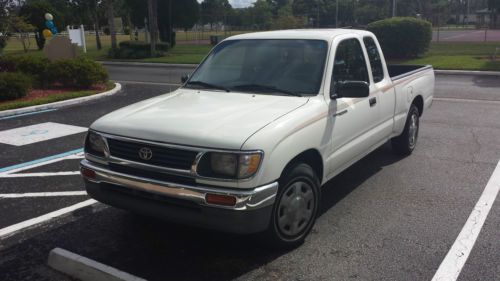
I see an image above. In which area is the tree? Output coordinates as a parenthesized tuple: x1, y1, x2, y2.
(8, 15, 35, 52)
(271, 3, 304, 29)
(147, 0, 158, 54)
(201, 0, 232, 29)
(105, 0, 117, 49)
(0, 0, 14, 51)
(251, 0, 272, 29)
(489, 0, 500, 28)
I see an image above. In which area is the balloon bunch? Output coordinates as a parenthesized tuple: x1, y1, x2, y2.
(42, 13, 58, 39)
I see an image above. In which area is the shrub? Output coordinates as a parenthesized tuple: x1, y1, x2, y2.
(0, 57, 17, 72)
(0, 72, 32, 101)
(9, 56, 51, 87)
(108, 41, 169, 59)
(0, 55, 52, 87)
(49, 57, 108, 88)
(367, 17, 432, 59)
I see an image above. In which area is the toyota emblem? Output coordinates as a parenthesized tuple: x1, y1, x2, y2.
(138, 147, 153, 160)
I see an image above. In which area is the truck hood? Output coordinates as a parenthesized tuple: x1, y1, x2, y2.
(91, 89, 309, 150)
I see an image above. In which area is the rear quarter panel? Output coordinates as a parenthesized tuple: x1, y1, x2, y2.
(392, 67, 435, 136)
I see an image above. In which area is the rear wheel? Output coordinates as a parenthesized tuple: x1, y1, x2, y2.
(392, 104, 420, 155)
(265, 162, 320, 248)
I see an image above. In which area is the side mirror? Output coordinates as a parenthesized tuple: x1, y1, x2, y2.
(181, 74, 189, 84)
(331, 81, 370, 99)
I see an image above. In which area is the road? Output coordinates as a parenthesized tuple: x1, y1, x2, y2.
(0, 64, 499, 281)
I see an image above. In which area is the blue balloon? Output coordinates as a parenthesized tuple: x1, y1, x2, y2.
(45, 20, 54, 29)
(50, 27, 58, 35)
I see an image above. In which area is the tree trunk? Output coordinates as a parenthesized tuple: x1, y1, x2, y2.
(107, 0, 117, 49)
(95, 22, 102, 50)
(148, 0, 159, 55)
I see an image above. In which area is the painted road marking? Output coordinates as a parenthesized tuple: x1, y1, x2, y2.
(0, 191, 87, 198)
(0, 122, 87, 146)
(432, 160, 500, 281)
(0, 148, 83, 174)
(0, 109, 57, 120)
(48, 248, 147, 281)
(434, 97, 500, 105)
(0, 171, 81, 178)
(0, 199, 97, 239)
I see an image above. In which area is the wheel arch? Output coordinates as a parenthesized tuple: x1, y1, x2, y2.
(412, 95, 424, 116)
(280, 149, 324, 184)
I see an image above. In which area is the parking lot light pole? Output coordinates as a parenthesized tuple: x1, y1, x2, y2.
(392, 0, 396, 17)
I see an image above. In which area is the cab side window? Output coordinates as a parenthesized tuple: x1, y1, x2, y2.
(363, 37, 384, 83)
(331, 38, 369, 95)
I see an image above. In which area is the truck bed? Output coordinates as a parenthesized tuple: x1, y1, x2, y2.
(388, 65, 433, 81)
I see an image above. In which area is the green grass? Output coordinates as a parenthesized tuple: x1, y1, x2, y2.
(0, 82, 115, 111)
(139, 44, 212, 64)
(394, 42, 500, 71)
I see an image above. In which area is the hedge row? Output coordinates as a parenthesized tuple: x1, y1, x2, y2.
(108, 41, 170, 59)
(367, 17, 432, 59)
(0, 72, 32, 102)
(0, 56, 108, 89)
(0, 56, 108, 102)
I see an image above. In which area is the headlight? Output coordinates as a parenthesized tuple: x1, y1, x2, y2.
(198, 152, 262, 179)
(210, 153, 238, 176)
(85, 131, 106, 157)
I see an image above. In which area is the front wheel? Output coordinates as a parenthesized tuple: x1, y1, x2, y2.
(391, 104, 420, 155)
(264, 163, 320, 248)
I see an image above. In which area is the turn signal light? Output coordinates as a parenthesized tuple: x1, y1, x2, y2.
(205, 193, 237, 206)
(80, 167, 96, 179)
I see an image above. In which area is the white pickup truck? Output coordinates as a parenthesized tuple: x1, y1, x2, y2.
(81, 29, 434, 247)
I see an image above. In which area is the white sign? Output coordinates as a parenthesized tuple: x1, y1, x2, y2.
(67, 25, 87, 53)
(0, 122, 87, 146)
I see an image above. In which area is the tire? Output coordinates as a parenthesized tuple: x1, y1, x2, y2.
(392, 104, 420, 155)
(264, 162, 320, 248)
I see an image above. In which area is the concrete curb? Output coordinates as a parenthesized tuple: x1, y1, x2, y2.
(0, 83, 122, 118)
(435, 70, 500, 76)
(100, 61, 197, 68)
(48, 248, 147, 281)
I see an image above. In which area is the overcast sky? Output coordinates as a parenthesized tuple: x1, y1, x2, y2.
(198, 0, 257, 9)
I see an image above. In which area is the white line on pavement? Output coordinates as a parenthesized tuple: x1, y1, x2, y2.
(0, 199, 97, 239)
(0, 191, 87, 198)
(0, 171, 81, 178)
(432, 160, 500, 281)
(0, 152, 84, 175)
(433, 97, 500, 105)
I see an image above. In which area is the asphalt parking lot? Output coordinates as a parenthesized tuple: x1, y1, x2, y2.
(0, 65, 499, 281)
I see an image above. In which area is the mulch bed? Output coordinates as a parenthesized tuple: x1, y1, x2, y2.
(0, 84, 107, 106)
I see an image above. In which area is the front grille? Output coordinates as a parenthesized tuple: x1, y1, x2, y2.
(107, 138, 198, 170)
(108, 163, 196, 186)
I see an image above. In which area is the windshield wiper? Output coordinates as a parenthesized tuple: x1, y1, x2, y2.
(185, 80, 230, 92)
(231, 84, 302, 97)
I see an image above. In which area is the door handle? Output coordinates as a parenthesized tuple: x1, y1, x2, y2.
(369, 97, 377, 107)
(333, 109, 348, 117)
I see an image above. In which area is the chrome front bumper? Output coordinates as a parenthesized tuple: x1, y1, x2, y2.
(80, 159, 278, 211)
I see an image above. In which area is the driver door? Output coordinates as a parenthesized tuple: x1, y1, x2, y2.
(324, 36, 380, 178)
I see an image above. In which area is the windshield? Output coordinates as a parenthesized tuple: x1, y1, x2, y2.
(185, 39, 328, 96)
